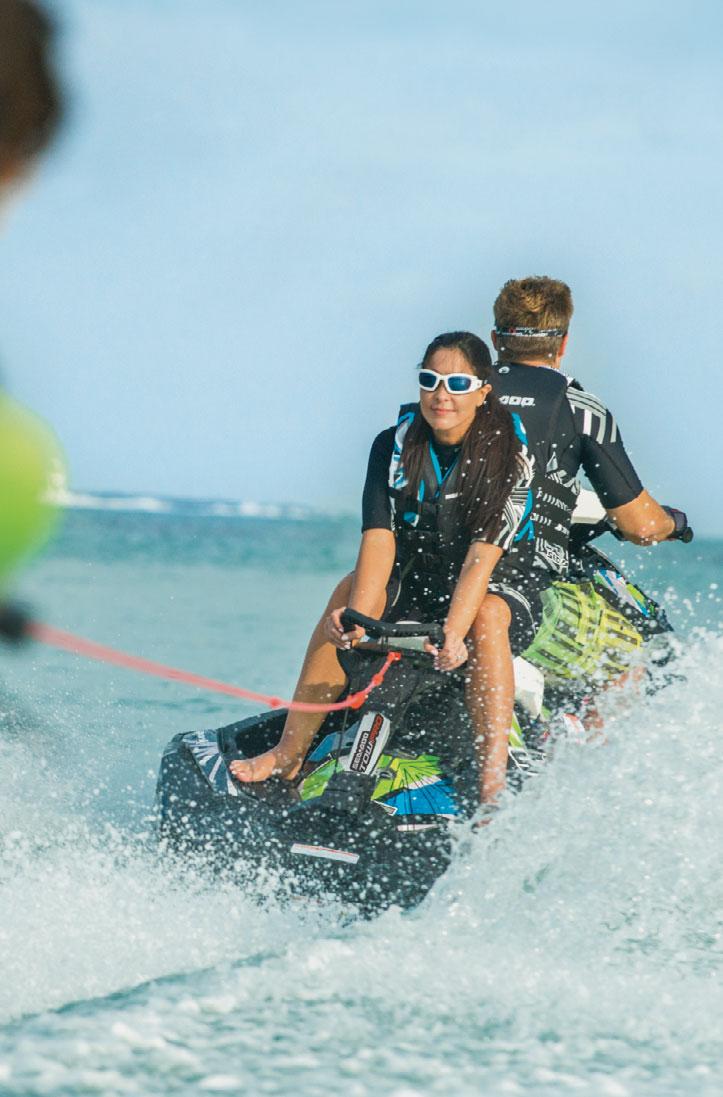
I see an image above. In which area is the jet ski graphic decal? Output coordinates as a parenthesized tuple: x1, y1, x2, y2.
(186, 730, 239, 797)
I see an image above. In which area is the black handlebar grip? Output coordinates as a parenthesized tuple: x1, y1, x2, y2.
(339, 608, 369, 633)
(662, 506, 694, 544)
(423, 622, 446, 646)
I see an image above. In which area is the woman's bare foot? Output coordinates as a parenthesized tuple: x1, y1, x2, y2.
(229, 748, 301, 784)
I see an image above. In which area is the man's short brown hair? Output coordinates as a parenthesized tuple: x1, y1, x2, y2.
(493, 276, 573, 363)
(0, 0, 62, 177)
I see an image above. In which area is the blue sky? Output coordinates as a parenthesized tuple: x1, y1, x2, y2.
(2, 0, 722, 532)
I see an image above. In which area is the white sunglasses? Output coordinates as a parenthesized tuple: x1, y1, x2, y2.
(418, 368, 484, 395)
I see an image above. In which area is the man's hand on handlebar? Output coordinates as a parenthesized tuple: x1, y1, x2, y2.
(661, 506, 694, 543)
(324, 606, 366, 650)
(424, 626, 468, 672)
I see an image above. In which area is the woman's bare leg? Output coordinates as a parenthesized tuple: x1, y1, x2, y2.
(230, 573, 375, 783)
(465, 594, 514, 805)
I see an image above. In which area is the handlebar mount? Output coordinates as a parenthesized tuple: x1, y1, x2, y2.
(340, 609, 444, 654)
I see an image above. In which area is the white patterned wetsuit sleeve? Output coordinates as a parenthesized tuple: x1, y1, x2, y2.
(566, 384, 643, 508)
(472, 451, 534, 550)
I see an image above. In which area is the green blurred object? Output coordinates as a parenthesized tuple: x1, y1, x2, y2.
(0, 391, 66, 588)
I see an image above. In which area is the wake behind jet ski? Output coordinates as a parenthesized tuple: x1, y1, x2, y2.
(156, 528, 684, 916)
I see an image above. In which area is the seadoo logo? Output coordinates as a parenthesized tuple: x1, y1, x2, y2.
(499, 395, 535, 407)
(349, 712, 391, 774)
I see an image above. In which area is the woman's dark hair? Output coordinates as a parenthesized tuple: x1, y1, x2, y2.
(0, 0, 63, 177)
(402, 331, 521, 540)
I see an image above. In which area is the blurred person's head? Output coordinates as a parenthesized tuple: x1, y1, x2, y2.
(492, 276, 573, 366)
(0, 1, 65, 590)
(0, 0, 63, 195)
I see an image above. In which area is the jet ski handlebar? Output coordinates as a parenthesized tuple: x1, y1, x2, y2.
(340, 609, 445, 652)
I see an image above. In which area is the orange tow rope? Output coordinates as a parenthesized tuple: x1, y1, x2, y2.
(28, 622, 401, 712)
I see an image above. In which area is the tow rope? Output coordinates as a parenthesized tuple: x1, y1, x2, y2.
(27, 621, 401, 713)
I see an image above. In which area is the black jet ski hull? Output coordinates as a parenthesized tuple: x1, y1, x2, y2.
(156, 545, 673, 915)
(157, 683, 468, 914)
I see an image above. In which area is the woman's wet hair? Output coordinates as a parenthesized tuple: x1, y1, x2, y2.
(0, 0, 63, 177)
(402, 331, 521, 542)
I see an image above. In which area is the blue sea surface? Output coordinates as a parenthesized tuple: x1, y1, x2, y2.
(0, 506, 721, 1096)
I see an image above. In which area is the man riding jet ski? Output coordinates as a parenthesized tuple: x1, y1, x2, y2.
(229, 283, 689, 823)
(159, 277, 692, 914)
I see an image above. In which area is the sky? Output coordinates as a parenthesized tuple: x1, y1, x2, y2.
(2, 0, 723, 533)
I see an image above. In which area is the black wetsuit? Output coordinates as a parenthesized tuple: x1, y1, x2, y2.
(492, 362, 643, 570)
(362, 365, 645, 652)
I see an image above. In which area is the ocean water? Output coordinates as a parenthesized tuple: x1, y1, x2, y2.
(0, 505, 721, 1097)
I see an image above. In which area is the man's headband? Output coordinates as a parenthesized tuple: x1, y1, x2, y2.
(495, 326, 567, 338)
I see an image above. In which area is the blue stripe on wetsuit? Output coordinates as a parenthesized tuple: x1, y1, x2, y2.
(404, 443, 458, 524)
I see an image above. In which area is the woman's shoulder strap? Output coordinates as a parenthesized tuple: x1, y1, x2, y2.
(389, 402, 419, 491)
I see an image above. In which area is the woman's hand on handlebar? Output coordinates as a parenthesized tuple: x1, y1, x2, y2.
(424, 627, 468, 671)
(324, 606, 366, 650)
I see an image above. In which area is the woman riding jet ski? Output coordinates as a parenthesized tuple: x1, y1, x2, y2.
(157, 328, 691, 915)
(156, 526, 681, 914)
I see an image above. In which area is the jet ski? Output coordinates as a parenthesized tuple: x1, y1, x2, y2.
(156, 514, 683, 916)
